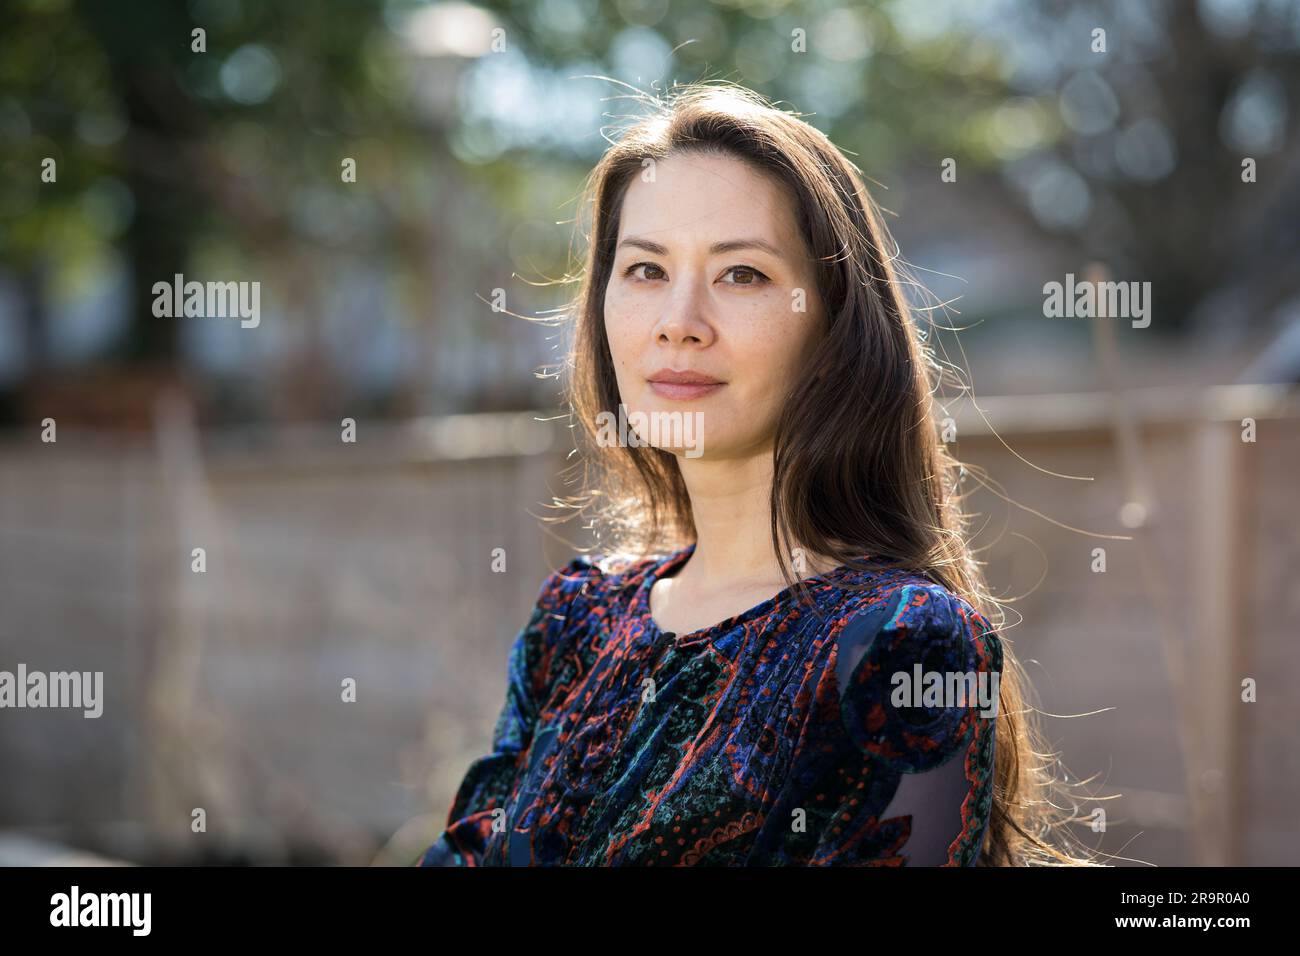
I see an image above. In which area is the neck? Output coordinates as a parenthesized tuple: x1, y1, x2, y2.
(673, 445, 822, 588)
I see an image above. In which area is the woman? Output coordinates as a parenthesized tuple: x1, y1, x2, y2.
(418, 83, 1090, 866)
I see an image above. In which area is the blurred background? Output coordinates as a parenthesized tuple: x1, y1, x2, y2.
(1, 0, 1298, 866)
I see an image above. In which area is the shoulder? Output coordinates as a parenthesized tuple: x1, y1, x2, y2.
(824, 575, 1001, 679)
(825, 575, 1002, 772)
(532, 549, 664, 613)
(527, 548, 672, 640)
(514, 550, 667, 707)
(533, 554, 605, 615)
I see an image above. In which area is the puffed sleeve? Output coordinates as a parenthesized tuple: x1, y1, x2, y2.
(414, 558, 595, 866)
(798, 583, 1002, 866)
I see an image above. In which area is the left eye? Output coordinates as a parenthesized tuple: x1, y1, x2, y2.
(721, 265, 769, 285)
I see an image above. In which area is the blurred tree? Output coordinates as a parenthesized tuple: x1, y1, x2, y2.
(1, 0, 401, 366)
(472, 0, 1300, 334)
(2, 0, 1297, 422)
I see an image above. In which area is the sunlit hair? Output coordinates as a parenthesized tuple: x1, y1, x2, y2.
(549, 80, 1106, 866)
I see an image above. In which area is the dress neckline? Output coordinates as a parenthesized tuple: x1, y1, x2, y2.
(633, 541, 871, 647)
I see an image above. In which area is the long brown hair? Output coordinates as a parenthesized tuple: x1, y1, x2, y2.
(551, 81, 1101, 866)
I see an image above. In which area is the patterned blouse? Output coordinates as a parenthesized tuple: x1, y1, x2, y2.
(416, 542, 1002, 866)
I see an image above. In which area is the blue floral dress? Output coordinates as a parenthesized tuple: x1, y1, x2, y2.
(417, 542, 1002, 866)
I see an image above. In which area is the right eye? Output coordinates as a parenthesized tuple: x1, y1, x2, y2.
(624, 262, 666, 281)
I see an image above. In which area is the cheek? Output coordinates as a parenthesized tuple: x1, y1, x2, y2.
(602, 301, 647, 399)
(604, 284, 660, 358)
(602, 290, 632, 360)
(605, 321, 634, 374)
(777, 291, 823, 366)
(738, 302, 817, 378)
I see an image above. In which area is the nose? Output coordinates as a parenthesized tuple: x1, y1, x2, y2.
(652, 274, 715, 347)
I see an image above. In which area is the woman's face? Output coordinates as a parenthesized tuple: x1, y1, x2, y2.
(603, 149, 824, 460)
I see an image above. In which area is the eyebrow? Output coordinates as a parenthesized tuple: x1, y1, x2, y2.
(617, 236, 786, 260)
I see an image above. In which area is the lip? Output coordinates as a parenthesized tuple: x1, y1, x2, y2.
(647, 368, 726, 401)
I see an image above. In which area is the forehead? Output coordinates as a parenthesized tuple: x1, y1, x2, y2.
(616, 150, 799, 247)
